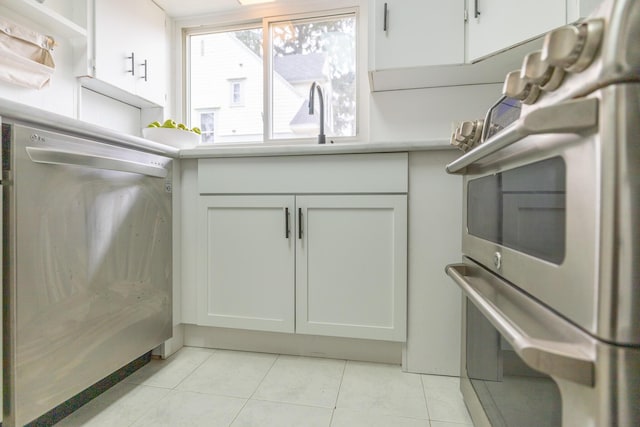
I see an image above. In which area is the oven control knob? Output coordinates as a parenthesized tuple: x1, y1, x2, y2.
(450, 120, 483, 152)
(542, 19, 604, 73)
(521, 50, 565, 91)
(503, 70, 540, 104)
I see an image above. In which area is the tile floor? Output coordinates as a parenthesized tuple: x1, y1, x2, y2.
(54, 346, 474, 427)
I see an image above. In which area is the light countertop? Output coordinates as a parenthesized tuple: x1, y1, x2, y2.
(180, 139, 453, 158)
(2, 98, 455, 158)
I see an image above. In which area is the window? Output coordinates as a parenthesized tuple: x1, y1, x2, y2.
(186, 10, 357, 144)
(198, 110, 217, 143)
(229, 79, 245, 106)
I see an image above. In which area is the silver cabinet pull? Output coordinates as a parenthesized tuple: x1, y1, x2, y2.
(445, 262, 596, 386)
(26, 147, 167, 178)
(446, 97, 599, 174)
(141, 59, 148, 82)
(127, 52, 135, 76)
(474, 0, 481, 18)
(383, 2, 388, 32)
(285, 207, 290, 239)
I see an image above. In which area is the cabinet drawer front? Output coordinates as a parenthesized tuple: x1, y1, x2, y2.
(198, 153, 408, 194)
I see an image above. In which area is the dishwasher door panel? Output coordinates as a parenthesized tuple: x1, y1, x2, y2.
(4, 124, 172, 426)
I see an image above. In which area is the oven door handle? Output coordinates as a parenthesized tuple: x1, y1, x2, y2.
(26, 146, 168, 178)
(446, 262, 596, 386)
(446, 97, 599, 174)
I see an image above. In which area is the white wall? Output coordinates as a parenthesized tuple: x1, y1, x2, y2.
(370, 84, 502, 142)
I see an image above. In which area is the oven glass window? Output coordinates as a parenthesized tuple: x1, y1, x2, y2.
(467, 156, 566, 264)
(466, 301, 562, 426)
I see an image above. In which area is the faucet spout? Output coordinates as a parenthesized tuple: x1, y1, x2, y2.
(308, 81, 326, 144)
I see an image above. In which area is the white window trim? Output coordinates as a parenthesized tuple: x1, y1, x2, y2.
(178, 2, 365, 145)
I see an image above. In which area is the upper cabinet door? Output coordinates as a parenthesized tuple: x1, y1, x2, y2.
(94, 0, 137, 94)
(369, 0, 465, 70)
(92, 0, 166, 107)
(134, 0, 166, 106)
(467, 0, 566, 61)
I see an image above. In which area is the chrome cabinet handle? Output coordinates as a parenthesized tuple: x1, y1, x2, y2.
(26, 147, 167, 178)
(383, 2, 388, 32)
(446, 97, 599, 174)
(298, 208, 302, 239)
(474, 0, 481, 18)
(141, 59, 148, 81)
(285, 207, 290, 239)
(127, 52, 135, 76)
(445, 262, 596, 386)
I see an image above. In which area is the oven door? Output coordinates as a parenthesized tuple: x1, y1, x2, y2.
(447, 258, 640, 427)
(457, 96, 601, 337)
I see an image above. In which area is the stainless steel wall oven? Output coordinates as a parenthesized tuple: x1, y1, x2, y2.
(446, 0, 639, 425)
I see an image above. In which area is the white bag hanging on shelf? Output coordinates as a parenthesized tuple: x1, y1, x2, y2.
(0, 15, 56, 89)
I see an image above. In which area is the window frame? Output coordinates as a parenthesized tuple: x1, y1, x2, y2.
(182, 6, 360, 145)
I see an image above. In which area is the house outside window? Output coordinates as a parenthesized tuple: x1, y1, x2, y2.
(186, 10, 357, 144)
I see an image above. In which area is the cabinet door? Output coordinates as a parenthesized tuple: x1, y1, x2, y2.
(467, 0, 566, 61)
(198, 195, 295, 333)
(295, 195, 407, 341)
(134, 0, 166, 106)
(370, 0, 465, 70)
(94, 0, 137, 94)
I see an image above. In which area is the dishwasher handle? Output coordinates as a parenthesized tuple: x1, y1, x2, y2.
(26, 146, 168, 178)
(446, 263, 596, 386)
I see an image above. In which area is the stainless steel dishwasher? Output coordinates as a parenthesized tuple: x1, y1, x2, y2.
(1, 120, 172, 426)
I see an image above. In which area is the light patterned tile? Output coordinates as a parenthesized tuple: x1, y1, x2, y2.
(422, 375, 473, 424)
(54, 383, 170, 427)
(231, 399, 332, 427)
(131, 390, 245, 427)
(430, 421, 474, 427)
(123, 346, 215, 389)
(253, 355, 345, 408)
(336, 361, 428, 419)
(330, 408, 430, 427)
(176, 349, 277, 398)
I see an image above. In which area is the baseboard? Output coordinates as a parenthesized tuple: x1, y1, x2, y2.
(183, 324, 403, 365)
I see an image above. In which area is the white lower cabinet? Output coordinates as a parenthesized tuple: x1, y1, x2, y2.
(197, 193, 407, 342)
(198, 195, 295, 333)
(296, 195, 407, 342)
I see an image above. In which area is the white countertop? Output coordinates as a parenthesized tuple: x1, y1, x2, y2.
(180, 139, 452, 158)
(1, 98, 455, 159)
(0, 98, 180, 157)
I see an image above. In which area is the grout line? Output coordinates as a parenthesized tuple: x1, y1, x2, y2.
(420, 374, 432, 421)
(170, 347, 218, 390)
(328, 358, 348, 426)
(227, 352, 280, 426)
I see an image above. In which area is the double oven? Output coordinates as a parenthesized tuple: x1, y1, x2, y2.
(446, 0, 639, 425)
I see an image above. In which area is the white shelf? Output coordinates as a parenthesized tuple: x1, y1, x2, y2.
(1, 0, 87, 39)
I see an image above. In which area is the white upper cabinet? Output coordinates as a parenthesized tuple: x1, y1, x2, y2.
(86, 0, 167, 107)
(369, 0, 465, 70)
(467, 0, 566, 62)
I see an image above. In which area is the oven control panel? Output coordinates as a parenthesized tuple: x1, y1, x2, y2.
(483, 98, 522, 141)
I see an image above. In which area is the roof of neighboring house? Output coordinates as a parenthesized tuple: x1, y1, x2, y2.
(289, 99, 318, 127)
(274, 52, 327, 83)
